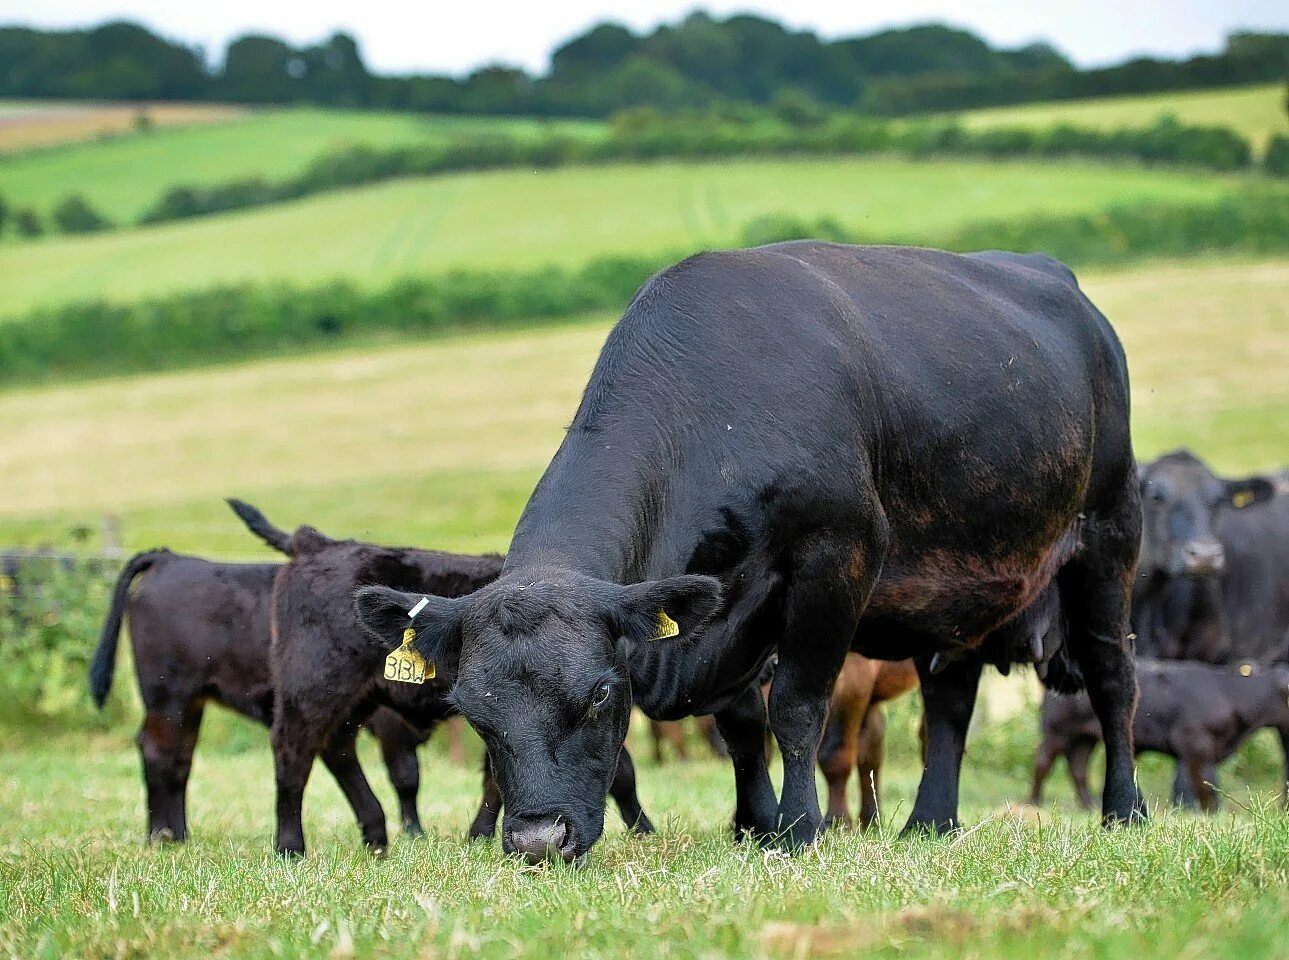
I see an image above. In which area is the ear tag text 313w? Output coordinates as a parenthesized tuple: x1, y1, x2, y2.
(653, 609, 680, 640)
(386, 626, 433, 685)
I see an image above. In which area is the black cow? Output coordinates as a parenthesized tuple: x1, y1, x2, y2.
(1133, 451, 1279, 662)
(1132, 454, 1285, 802)
(357, 242, 1143, 864)
(1031, 659, 1289, 811)
(88, 548, 431, 844)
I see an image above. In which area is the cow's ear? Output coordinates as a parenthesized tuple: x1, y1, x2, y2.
(1225, 475, 1275, 510)
(606, 574, 722, 645)
(354, 585, 464, 664)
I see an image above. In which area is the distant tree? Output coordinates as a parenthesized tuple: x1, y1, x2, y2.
(0, 195, 8, 236)
(52, 194, 111, 234)
(14, 207, 43, 238)
(1266, 134, 1289, 178)
(770, 88, 827, 127)
(221, 34, 300, 102)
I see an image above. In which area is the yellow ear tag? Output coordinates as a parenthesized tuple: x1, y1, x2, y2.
(653, 609, 680, 640)
(385, 627, 434, 684)
(1239, 663, 1254, 677)
(1232, 490, 1255, 509)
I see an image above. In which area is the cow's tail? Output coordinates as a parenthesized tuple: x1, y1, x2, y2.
(89, 550, 167, 709)
(226, 498, 293, 555)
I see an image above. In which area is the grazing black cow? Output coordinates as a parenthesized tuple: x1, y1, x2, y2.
(1031, 659, 1289, 811)
(226, 502, 655, 857)
(1132, 455, 1285, 802)
(357, 242, 1143, 864)
(1132, 451, 1279, 662)
(88, 548, 430, 844)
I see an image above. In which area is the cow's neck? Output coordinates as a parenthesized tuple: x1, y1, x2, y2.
(504, 426, 773, 718)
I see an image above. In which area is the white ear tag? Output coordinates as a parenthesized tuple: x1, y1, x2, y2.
(408, 596, 429, 619)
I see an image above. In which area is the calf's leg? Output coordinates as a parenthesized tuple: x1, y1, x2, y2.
(609, 748, 655, 834)
(855, 705, 886, 828)
(1029, 735, 1060, 806)
(374, 716, 429, 837)
(138, 700, 204, 843)
(1066, 740, 1096, 810)
(320, 724, 389, 853)
(468, 753, 503, 840)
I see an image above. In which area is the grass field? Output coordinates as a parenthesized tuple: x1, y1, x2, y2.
(2, 701, 1286, 959)
(0, 106, 602, 224)
(0, 99, 246, 153)
(0, 157, 1246, 317)
(0, 256, 1284, 556)
(954, 82, 1289, 152)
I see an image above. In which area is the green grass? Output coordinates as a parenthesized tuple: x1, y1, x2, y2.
(954, 83, 1289, 152)
(0, 257, 1284, 557)
(0, 156, 1246, 317)
(2, 699, 1287, 960)
(0, 106, 603, 224)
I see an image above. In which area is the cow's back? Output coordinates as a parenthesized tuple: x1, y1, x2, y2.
(128, 555, 278, 708)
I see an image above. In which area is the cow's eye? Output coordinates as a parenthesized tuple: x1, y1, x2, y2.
(591, 684, 612, 711)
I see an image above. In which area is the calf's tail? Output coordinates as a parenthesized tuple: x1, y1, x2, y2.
(226, 498, 293, 555)
(89, 550, 167, 709)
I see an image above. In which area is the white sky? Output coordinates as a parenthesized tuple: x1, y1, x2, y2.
(4, 1, 1288, 76)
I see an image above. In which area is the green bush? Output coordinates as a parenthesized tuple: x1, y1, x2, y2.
(14, 205, 43, 237)
(52, 193, 112, 233)
(1265, 134, 1289, 178)
(0, 555, 120, 728)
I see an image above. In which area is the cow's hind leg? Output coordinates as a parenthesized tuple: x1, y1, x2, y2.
(1059, 500, 1146, 826)
(138, 700, 204, 844)
(1067, 740, 1096, 810)
(768, 540, 873, 849)
(903, 655, 982, 835)
(1029, 735, 1060, 806)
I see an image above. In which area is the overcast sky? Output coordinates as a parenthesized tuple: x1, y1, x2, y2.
(6, 1, 1289, 75)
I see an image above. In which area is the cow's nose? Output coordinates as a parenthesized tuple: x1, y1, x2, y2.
(504, 818, 572, 864)
(1183, 539, 1225, 574)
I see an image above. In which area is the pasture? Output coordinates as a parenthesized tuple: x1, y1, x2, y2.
(0, 157, 1246, 316)
(0, 106, 601, 224)
(2, 700, 1287, 958)
(953, 82, 1289, 151)
(0, 256, 1285, 555)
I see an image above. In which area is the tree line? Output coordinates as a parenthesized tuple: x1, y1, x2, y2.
(1, 13, 1285, 117)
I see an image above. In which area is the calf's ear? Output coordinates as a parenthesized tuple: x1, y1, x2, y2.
(1225, 475, 1275, 510)
(607, 574, 722, 645)
(354, 585, 464, 665)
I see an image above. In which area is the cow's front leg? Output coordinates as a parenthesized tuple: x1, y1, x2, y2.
(767, 542, 869, 850)
(903, 654, 982, 835)
(712, 683, 777, 840)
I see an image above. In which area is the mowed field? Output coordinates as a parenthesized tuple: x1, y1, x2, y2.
(0, 99, 246, 153)
(0, 105, 602, 223)
(0, 256, 1284, 555)
(954, 82, 1289, 151)
(0, 157, 1244, 316)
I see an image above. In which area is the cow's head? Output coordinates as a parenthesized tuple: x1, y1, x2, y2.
(1138, 450, 1274, 579)
(355, 568, 720, 865)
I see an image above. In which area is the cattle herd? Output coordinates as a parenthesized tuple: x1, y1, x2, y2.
(47, 242, 1288, 865)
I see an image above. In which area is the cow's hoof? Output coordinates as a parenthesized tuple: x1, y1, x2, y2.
(899, 816, 961, 838)
(276, 845, 306, 859)
(402, 822, 426, 839)
(147, 827, 180, 845)
(760, 817, 822, 853)
(630, 814, 656, 836)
